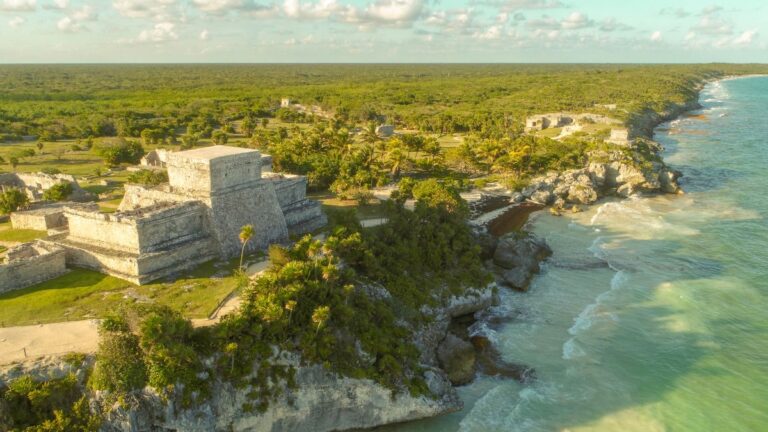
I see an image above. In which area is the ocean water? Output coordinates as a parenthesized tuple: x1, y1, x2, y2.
(387, 76, 768, 432)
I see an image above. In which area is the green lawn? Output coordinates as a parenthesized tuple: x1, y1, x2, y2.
(0, 228, 47, 243)
(0, 260, 243, 327)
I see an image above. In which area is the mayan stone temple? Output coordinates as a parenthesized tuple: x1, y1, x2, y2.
(1, 146, 326, 289)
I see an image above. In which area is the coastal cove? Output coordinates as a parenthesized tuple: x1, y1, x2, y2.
(385, 76, 768, 432)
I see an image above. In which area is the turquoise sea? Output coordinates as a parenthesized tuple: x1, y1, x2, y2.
(390, 76, 768, 432)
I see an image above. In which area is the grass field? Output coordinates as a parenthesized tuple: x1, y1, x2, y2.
(0, 260, 243, 327)
(0, 228, 47, 243)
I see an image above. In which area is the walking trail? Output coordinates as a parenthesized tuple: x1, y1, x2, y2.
(0, 260, 270, 365)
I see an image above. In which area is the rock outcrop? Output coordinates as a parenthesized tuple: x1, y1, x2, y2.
(492, 233, 552, 290)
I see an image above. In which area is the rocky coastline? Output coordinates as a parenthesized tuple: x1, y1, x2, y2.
(0, 85, 711, 432)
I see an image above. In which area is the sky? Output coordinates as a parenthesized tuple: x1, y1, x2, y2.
(0, 0, 766, 63)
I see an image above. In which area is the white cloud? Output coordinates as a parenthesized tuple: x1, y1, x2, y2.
(124, 21, 178, 43)
(57, 5, 96, 32)
(8, 15, 24, 27)
(526, 12, 592, 31)
(192, 0, 271, 14)
(650, 30, 662, 42)
(283, 0, 342, 19)
(526, 15, 559, 30)
(0, 0, 35, 11)
(560, 11, 592, 30)
(733, 29, 757, 46)
(473, 25, 501, 40)
(498, 0, 564, 12)
(364, 0, 423, 23)
(692, 15, 733, 36)
(199, 29, 210, 40)
(599, 17, 631, 32)
(113, 0, 176, 20)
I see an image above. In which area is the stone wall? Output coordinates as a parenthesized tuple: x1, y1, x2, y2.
(269, 175, 309, 209)
(208, 181, 289, 257)
(1, 172, 95, 202)
(0, 242, 67, 293)
(167, 146, 262, 194)
(10, 202, 99, 231)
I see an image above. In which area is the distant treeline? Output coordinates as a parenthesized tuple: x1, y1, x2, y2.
(2, 63, 767, 141)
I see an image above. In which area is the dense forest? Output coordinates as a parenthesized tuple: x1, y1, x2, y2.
(3, 63, 768, 140)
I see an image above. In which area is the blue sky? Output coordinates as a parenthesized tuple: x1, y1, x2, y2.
(0, 0, 766, 62)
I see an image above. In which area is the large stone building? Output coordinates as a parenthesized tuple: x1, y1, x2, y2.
(6, 145, 326, 286)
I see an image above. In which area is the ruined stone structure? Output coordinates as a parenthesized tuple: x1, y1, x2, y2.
(0, 172, 94, 202)
(376, 124, 395, 137)
(11, 202, 98, 231)
(41, 145, 326, 285)
(607, 128, 631, 146)
(0, 241, 67, 294)
(524, 112, 621, 133)
(139, 149, 172, 168)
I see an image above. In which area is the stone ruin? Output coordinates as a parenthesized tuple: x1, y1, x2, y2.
(0, 241, 67, 293)
(24, 145, 328, 286)
(10, 202, 99, 231)
(0, 172, 94, 202)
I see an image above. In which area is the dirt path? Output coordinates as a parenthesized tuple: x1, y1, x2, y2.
(0, 259, 271, 365)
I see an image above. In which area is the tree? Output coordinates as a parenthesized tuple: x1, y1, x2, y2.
(43, 183, 73, 202)
(0, 188, 29, 214)
(180, 134, 199, 150)
(89, 315, 147, 394)
(36, 141, 44, 153)
(311, 305, 331, 334)
(8, 156, 19, 171)
(94, 138, 145, 166)
(261, 118, 269, 128)
(239, 224, 254, 270)
(212, 130, 228, 145)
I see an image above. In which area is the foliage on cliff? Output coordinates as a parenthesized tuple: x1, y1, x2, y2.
(0, 373, 101, 432)
(88, 185, 488, 412)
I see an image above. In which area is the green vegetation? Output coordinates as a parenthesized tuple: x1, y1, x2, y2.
(42, 182, 73, 201)
(0, 372, 100, 432)
(94, 138, 144, 166)
(0, 188, 29, 214)
(88, 188, 488, 411)
(0, 228, 47, 243)
(0, 261, 241, 326)
(126, 169, 168, 186)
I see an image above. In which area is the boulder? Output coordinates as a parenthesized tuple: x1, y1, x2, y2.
(437, 333, 476, 386)
(659, 168, 681, 193)
(529, 189, 554, 205)
(493, 233, 552, 290)
(587, 162, 607, 187)
(566, 183, 598, 204)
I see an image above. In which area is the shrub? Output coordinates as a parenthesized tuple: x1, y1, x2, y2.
(42, 182, 73, 201)
(89, 315, 148, 394)
(127, 169, 169, 186)
(94, 138, 145, 166)
(0, 188, 29, 214)
(40, 167, 62, 175)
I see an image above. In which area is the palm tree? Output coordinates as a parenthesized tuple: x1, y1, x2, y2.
(311, 305, 331, 334)
(239, 224, 254, 271)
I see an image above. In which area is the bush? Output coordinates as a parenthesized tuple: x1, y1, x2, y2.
(89, 315, 148, 394)
(94, 138, 145, 166)
(0, 188, 29, 214)
(40, 167, 62, 175)
(0, 374, 101, 431)
(127, 169, 169, 186)
(42, 182, 73, 201)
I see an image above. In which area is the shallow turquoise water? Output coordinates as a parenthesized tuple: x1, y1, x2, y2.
(388, 76, 768, 432)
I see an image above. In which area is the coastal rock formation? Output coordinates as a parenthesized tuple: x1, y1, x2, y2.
(492, 233, 552, 290)
(437, 334, 477, 386)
